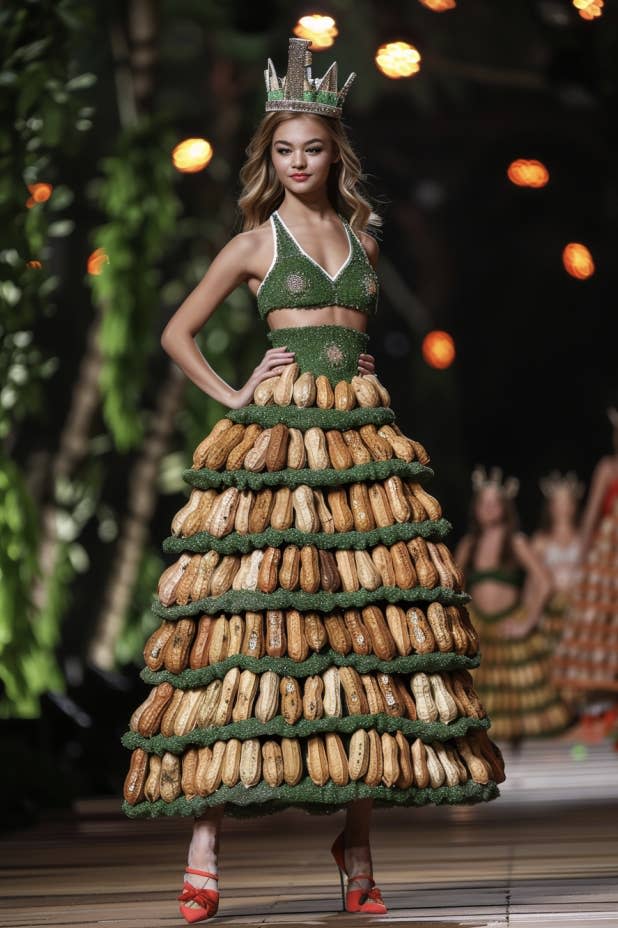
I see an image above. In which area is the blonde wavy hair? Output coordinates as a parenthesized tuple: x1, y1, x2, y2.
(238, 112, 381, 235)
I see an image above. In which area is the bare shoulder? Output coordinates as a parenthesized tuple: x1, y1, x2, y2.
(227, 223, 272, 257)
(455, 533, 473, 564)
(216, 223, 273, 280)
(358, 230, 380, 266)
(512, 531, 531, 552)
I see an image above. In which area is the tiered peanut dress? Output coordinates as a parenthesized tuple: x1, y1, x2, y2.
(121, 211, 505, 818)
(468, 568, 572, 741)
(554, 482, 618, 694)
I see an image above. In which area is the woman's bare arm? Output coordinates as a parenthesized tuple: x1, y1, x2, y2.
(579, 458, 612, 554)
(160, 232, 294, 408)
(508, 532, 553, 635)
(530, 532, 548, 559)
(359, 231, 379, 269)
(454, 534, 473, 580)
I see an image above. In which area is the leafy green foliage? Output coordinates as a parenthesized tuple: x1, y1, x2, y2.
(0, 454, 63, 716)
(0, 1, 94, 438)
(0, 0, 95, 716)
(89, 121, 182, 451)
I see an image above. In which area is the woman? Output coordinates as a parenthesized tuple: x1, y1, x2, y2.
(554, 409, 618, 695)
(532, 472, 583, 644)
(455, 467, 572, 744)
(121, 38, 504, 923)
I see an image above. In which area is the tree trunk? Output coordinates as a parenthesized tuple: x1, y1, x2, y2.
(88, 362, 185, 669)
(31, 312, 104, 612)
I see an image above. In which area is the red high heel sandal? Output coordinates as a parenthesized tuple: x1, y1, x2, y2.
(330, 831, 388, 914)
(177, 867, 219, 924)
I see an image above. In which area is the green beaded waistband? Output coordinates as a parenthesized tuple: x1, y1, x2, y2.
(267, 324, 370, 383)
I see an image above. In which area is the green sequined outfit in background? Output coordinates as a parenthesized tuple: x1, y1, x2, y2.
(121, 213, 506, 818)
(467, 569, 572, 742)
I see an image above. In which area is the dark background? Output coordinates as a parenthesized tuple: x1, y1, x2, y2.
(1, 0, 616, 823)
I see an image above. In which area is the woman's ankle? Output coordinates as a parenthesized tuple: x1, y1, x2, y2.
(344, 843, 373, 880)
(187, 840, 219, 876)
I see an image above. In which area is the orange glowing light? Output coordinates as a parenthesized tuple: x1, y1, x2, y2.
(26, 260, 42, 269)
(563, 243, 595, 279)
(172, 138, 214, 174)
(375, 41, 421, 79)
(26, 182, 53, 207)
(87, 248, 109, 276)
(28, 183, 53, 202)
(507, 159, 549, 188)
(573, 0, 603, 20)
(418, 0, 456, 10)
(422, 330, 456, 369)
(293, 14, 338, 49)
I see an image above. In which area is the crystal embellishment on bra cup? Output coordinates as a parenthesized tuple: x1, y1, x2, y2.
(362, 274, 378, 297)
(285, 271, 308, 294)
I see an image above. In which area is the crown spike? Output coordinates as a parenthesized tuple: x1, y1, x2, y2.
(265, 58, 279, 93)
(490, 466, 503, 485)
(285, 37, 310, 100)
(539, 470, 584, 500)
(317, 60, 338, 94)
(264, 36, 355, 119)
(504, 477, 520, 499)
(338, 71, 357, 101)
(471, 465, 520, 500)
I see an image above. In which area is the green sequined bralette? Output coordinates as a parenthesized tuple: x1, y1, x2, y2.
(256, 210, 379, 320)
(467, 566, 525, 590)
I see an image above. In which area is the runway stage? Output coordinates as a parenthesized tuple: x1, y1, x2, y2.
(1, 738, 617, 928)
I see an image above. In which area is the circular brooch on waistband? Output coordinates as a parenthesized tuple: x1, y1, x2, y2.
(285, 272, 308, 294)
(324, 343, 345, 367)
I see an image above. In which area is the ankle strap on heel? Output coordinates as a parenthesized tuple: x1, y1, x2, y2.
(185, 867, 218, 880)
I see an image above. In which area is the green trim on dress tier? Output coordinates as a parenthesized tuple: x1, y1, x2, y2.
(227, 404, 395, 429)
(122, 713, 491, 756)
(162, 517, 452, 556)
(183, 459, 433, 491)
(141, 649, 481, 690)
(152, 584, 470, 621)
(123, 778, 499, 820)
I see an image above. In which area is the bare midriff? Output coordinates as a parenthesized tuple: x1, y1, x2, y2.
(470, 581, 520, 616)
(266, 305, 368, 332)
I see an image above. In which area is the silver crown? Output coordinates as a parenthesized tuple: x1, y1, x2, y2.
(471, 465, 520, 499)
(264, 37, 356, 119)
(539, 470, 585, 500)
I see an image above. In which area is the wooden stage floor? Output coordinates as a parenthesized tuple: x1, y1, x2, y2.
(1, 737, 617, 928)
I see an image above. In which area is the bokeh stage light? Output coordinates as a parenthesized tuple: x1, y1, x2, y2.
(422, 330, 456, 369)
(172, 138, 214, 173)
(562, 242, 595, 279)
(375, 42, 421, 79)
(87, 248, 109, 276)
(507, 159, 550, 188)
(293, 15, 338, 50)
